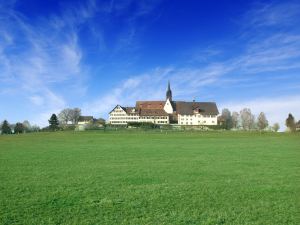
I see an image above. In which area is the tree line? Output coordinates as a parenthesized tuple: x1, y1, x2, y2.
(0, 108, 83, 134)
(219, 108, 299, 132)
(0, 120, 40, 134)
(1, 107, 299, 134)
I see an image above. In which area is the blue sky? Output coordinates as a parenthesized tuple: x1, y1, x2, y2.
(0, 0, 300, 128)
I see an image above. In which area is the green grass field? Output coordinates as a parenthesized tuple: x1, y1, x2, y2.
(0, 131, 299, 225)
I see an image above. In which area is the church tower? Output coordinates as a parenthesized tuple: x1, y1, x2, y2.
(164, 81, 174, 114)
(166, 80, 172, 101)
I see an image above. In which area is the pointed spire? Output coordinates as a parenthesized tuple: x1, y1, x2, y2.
(166, 80, 172, 101)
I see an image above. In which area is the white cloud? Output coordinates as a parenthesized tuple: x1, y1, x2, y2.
(245, 2, 300, 28)
(1, 0, 300, 128)
(29, 96, 44, 106)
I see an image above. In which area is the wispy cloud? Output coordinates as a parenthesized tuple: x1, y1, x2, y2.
(84, 1, 300, 123)
(1, 0, 300, 127)
(244, 1, 300, 28)
(0, 0, 94, 124)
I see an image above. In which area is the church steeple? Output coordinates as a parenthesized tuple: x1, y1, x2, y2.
(166, 80, 172, 101)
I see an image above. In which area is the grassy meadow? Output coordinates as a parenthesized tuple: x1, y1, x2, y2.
(0, 131, 299, 225)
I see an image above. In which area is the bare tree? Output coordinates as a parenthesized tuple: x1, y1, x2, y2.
(240, 108, 255, 130)
(58, 108, 82, 125)
(231, 111, 239, 129)
(58, 108, 72, 124)
(272, 123, 280, 132)
(22, 120, 31, 132)
(70, 108, 81, 124)
(257, 112, 268, 130)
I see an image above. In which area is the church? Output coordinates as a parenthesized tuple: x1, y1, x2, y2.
(108, 82, 219, 125)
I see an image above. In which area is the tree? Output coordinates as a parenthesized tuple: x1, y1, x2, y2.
(58, 108, 72, 124)
(221, 108, 232, 130)
(231, 111, 239, 129)
(273, 123, 280, 132)
(14, 122, 25, 134)
(1, 120, 12, 134)
(31, 125, 40, 132)
(285, 113, 296, 132)
(257, 112, 268, 130)
(22, 120, 31, 132)
(240, 108, 255, 130)
(58, 108, 81, 124)
(48, 114, 59, 131)
(70, 108, 81, 124)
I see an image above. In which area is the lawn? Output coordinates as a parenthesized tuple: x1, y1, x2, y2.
(0, 131, 299, 225)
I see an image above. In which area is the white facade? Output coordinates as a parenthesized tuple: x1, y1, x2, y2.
(78, 117, 94, 125)
(108, 82, 219, 126)
(178, 114, 217, 125)
(109, 105, 169, 125)
(138, 116, 169, 124)
(164, 99, 173, 114)
(78, 121, 92, 125)
(109, 105, 139, 125)
(109, 105, 218, 126)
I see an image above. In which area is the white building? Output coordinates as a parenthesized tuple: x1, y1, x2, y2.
(78, 116, 94, 125)
(108, 82, 219, 125)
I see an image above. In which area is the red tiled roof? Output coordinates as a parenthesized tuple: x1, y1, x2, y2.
(136, 101, 165, 110)
(140, 109, 168, 116)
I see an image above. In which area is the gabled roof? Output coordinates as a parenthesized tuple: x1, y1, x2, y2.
(109, 105, 126, 114)
(78, 116, 93, 121)
(175, 101, 219, 115)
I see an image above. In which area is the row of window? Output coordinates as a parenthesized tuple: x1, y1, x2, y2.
(110, 121, 168, 124)
(110, 117, 138, 120)
(140, 116, 168, 119)
(180, 121, 215, 125)
(110, 116, 168, 120)
(180, 114, 216, 118)
(111, 121, 127, 124)
(110, 113, 128, 116)
(113, 109, 124, 113)
(140, 120, 168, 124)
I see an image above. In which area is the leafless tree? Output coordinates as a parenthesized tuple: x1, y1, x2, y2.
(272, 123, 280, 132)
(70, 108, 81, 124)
(22, 120, 31, 132)
(231, 111, 239, 129)
(257, 112, 268, 130)
(58, 108, 81, 124)
(240, 108, 255, 130)
(58, 108, 73, 124)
